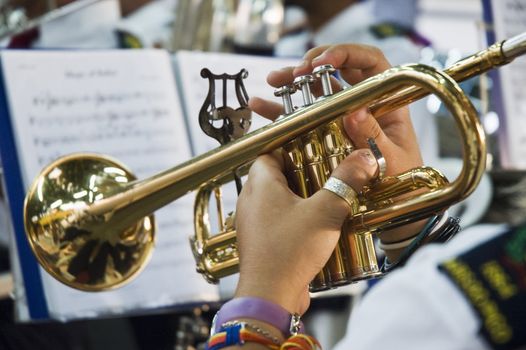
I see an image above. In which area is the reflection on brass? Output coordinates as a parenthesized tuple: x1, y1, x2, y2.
(24, 154, 155, 291)
(24, 33, 526, 291)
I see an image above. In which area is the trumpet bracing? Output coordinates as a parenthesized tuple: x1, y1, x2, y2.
(24, 33, 526, 291)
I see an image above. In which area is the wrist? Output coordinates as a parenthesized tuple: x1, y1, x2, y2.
(235, 279, 304, 315)
(380, 212, 459, 271)
(213, 296, 305, 338)
(379, 219, 427, 262)
(379, 219, 428, 244)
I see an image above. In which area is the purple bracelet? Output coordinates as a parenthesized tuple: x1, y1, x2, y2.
(213, 297, 304, 336)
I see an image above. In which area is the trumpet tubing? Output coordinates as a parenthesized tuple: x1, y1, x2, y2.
(24, 33, 526, 291)
(193, 62, 484, 291)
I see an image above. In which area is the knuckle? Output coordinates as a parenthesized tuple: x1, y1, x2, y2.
(248, 154, 279, 183)
(335, 150, 377, 188)
(304, 45, 330, 59)
(248, 158, 263, 179)
(369, 46, 391, 68)
(367, 45, 385, 60)
(369, 45, 383, 57)
(352, 164, 372, 186)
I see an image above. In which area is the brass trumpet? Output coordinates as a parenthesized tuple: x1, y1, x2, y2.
(24, 33, 526, 292)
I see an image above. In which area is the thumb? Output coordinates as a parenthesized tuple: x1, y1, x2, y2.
(307, 148, 378, 228)
(248, 96, 284, 122)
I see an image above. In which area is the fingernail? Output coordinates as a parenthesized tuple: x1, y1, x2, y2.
(358, 149, 376, 165)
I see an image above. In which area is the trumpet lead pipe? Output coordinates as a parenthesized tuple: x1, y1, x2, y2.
(502, 32, 526, 59)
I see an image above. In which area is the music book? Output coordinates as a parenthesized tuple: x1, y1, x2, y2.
(482, 0, 526, 169)
(0, 48, 297, 321)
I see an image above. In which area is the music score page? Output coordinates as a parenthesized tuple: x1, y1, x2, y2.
(1, 49, 219, 321)
(489, 0, 526, 168)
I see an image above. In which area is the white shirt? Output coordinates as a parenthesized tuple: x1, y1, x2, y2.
(275, 2, 440, 167)
(335, 224, 509, 350)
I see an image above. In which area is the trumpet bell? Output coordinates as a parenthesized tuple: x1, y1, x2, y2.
(24, 154, 155, 291)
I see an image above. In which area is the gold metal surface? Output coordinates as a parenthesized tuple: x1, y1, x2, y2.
(24, 34, 526, 291)
(24, 154, 155, 291)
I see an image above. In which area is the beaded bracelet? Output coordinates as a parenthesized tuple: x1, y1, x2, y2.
(206, 322, 321, 350)
(282, 334, 321, 350)
(207, 323, 280, 350)
(221, 321, 281, 346)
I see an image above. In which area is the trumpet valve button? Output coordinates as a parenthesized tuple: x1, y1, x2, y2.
(313, 64, 336, 96)
(274, 85, 296, 97)
(274, 85, 296, 115)
(293, 74, 315, 106)
(313, 64, 336, 75)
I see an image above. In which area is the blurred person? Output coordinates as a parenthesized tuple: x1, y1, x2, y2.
(276, 0, 425, 62)
(204, 43, 524, 350)
(275, 0, 439, 173)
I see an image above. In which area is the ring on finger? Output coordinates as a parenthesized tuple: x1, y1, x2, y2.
(367, 138, 386, 181)
(323, 177, 359, 211)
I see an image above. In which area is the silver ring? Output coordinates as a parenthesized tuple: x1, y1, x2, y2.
(367, 138, 386, 180)
(323, 177, 359, 211)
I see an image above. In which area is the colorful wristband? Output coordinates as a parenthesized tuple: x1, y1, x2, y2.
(207, 323, 279, 350)
(213, 297, 304, 336)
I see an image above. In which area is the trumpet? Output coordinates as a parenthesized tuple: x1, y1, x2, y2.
(24, 33, 526, 292)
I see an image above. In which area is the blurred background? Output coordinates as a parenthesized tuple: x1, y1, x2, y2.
(0, 0, 485, 52)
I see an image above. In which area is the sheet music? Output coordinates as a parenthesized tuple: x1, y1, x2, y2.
(175, 51, 299, 297)
(490, 0, 526, 168)
(1, 49, 218, 320)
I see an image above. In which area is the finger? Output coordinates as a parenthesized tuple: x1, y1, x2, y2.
(240, 152, 288, 205)
(342, 108, 389, 149)
(246, 152, 287, 188)
(249, 96, 283, 121)
(293, 45, 331, 76)
(307, 148, 378, 224)
(296, 44, 392, 85)
(342, 108, 422, 169)
(267, 66, 296, 87)
(332, 148, 379, 190)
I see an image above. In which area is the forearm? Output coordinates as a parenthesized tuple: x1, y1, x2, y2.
(379, 220, 428, 262)
(379, 210, 455, 265)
